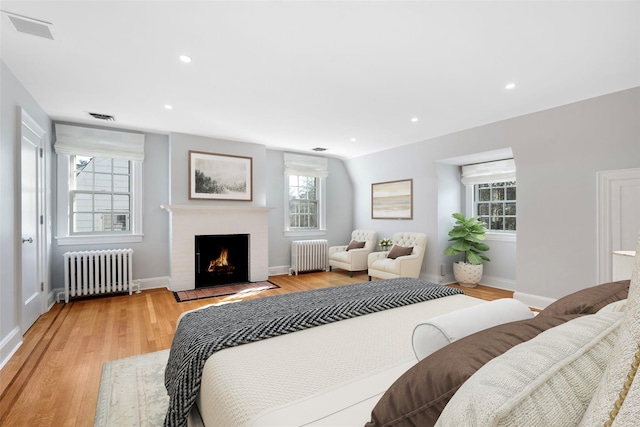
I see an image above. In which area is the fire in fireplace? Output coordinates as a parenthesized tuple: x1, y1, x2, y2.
(195, 234, 249, 287)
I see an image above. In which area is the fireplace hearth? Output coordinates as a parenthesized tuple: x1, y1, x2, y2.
(195, 234, 249, 288)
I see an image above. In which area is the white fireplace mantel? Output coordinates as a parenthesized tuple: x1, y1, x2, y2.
(161, 204, 272, 291)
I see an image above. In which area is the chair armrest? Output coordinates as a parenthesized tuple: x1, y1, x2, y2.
(395, 253, 423, 277)
(368, 251, 389, 265)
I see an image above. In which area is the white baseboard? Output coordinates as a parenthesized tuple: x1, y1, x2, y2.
(52, 276, 172, 301)
(420, 273, 443, 284)
(137, 276, 171, 290)
(513, 291, 556, 310)
(479, 275, 516, 291)
(0, 326, 23, 371)
(439, 274, 516, 291)
(269, 265, 292, 276)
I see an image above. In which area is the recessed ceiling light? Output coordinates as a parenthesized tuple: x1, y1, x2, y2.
(350, 138, 356, 142)
(411, 117, 419, 122)
(179, 55, 191, 63)
(164, 104, 173, 110)
(505, 83, 516, 90)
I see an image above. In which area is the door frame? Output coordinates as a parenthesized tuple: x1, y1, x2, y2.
(597, 167, 640, 283)
(20, 108, 47, 329)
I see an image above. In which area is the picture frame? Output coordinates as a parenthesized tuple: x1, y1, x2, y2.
(371, 179, 413, 219)
(189, 151, 253, 201)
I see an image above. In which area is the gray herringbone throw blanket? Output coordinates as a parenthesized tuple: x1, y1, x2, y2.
(164, 278, 464, 426)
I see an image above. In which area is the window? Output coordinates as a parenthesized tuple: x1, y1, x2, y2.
(283, 153, 328, 236)
(474, 181, 516, 231)
(71, 156, 132, 234)
(462, 159, 516, 236)
(288, 175, 319, 229)
(54, 124, 144, 245)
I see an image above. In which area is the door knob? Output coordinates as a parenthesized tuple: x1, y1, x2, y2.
(22, 237, 33, 243)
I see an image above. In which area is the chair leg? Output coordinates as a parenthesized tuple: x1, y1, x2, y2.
(329, 266, 332, 272)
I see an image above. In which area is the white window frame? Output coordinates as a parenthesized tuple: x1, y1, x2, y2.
(462, 159, 517, 243)
(465, 185, 516, 242)
(284, 174, 327, 237)
(56, 154, 143, 245)
(282, 153, 328, 237)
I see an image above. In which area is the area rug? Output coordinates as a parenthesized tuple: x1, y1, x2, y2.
(173, 280, 279, 302)
(95, 350, 169, 427)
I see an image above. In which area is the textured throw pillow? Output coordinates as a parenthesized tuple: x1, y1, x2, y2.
(435, 310, 624, 427)
(366, 313, 579, 427)
(412, 298, 534, 361)
(540, 280, 630, 318)
(579, 235, 640, 426)
(387, 245, 412, 259)
(346, 240, 366, 251)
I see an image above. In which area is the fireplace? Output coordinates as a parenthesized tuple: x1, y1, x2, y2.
(161, 205, 270, 291)
(195, 234, 249, 288)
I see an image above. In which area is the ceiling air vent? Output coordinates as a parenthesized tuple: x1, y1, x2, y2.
(312, 147, 327, 152)
(88, 112, 115, 121)
(4, 12, 54, 40)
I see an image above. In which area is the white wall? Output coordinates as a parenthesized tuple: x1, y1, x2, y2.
(1, 61, 53, 366)
(346, 87, 640, 303)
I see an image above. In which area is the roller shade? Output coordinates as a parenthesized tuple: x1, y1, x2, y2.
(283, 153, 328, 178)
(461, 159, 516, 185)
(54, 124, 145, 161)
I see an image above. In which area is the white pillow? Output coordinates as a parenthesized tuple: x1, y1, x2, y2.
(597, 298, 628, 313)
(435, 309, 624, 427)
(412, 298, 534, 361)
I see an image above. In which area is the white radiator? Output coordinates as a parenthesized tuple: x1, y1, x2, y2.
(290, 239, 328, 275)
(63, 249, 134, 303)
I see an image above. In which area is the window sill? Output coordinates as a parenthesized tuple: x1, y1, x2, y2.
(485, 232, 516, 243)
(284, 229, 327, 238)
(56, 234, 143, 246)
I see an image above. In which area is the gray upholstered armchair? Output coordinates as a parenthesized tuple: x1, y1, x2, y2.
(328, 230, 378, 277)
(368, 232, 427, 280)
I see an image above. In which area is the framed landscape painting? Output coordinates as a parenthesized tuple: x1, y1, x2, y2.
(371, 179, 413, 219)
(189, 151, 253, 201)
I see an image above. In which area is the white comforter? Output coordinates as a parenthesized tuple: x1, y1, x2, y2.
(189, 293, 484, 426)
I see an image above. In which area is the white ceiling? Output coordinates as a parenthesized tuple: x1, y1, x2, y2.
(1, 1, 639, 159)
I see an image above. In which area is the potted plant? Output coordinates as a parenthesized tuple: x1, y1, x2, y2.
(379, 238, 393, 251)
(444, 213, 490, 288)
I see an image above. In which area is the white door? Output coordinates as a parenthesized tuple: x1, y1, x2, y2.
(20, 110, 46, 332)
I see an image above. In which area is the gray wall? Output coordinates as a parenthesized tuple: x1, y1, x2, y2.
(346, 87, 640, 301)
(1, 61, 53, 364)
(168, 134, 355, 273)
(49, 132, 172, 290)
(2, 52, 637, 365)
(168, 132, 267, 206)
(265, 150, 355, 271)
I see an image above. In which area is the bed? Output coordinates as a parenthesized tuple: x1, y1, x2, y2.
(164, 278, 488, 426)
(164, 276, 632, 427)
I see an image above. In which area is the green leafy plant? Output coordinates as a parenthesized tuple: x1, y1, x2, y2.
(379, 238, 393, 249)
(444, 213, 490, 265)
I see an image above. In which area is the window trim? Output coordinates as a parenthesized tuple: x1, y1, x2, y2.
(56, 154, 143, 245)
(465, 185, 516, 242)
(283, 174, 327, 237)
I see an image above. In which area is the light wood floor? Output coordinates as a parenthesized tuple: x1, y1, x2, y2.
(0, 271, 511, 426)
